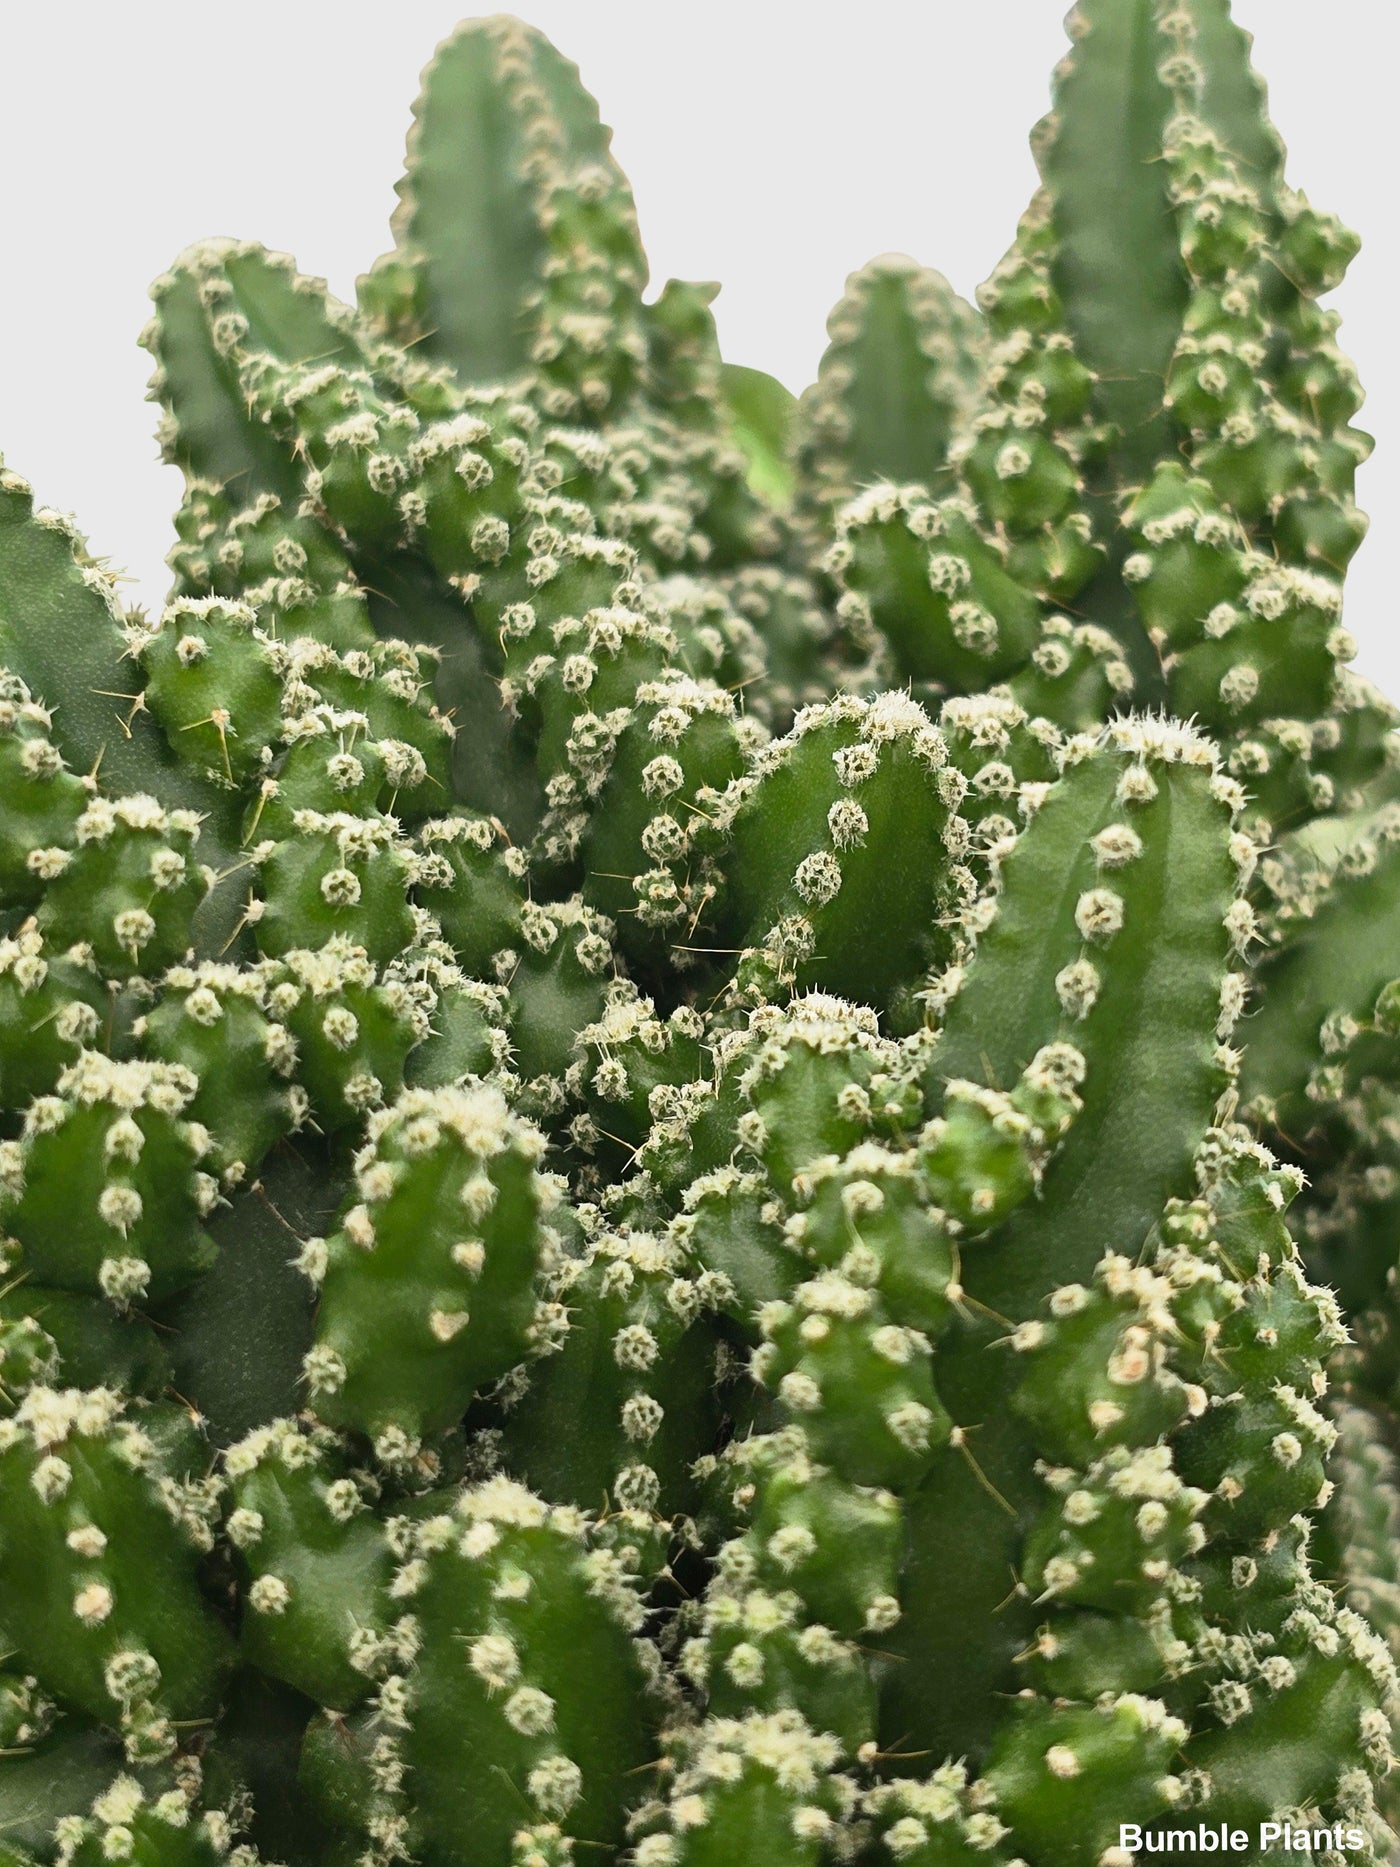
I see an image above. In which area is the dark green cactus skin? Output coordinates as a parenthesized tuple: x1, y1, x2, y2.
(358, 17, 643, 397)
(1, 7, 1398, 1867)
(794, 257, 986, 511)
(0, 1389, 231, 1761)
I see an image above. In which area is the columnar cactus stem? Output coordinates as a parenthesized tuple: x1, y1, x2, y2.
(0, 1387, 230, 1762)
(301, 1080, 557, 1457)
(144, 241, 366, 500)
(359, 18, 644, 393)
(795, 256, 986, 510)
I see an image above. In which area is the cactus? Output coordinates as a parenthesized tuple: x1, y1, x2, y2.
(2, 5, 1399, 1865)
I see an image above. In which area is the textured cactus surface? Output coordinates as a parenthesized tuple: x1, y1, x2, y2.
(2, 6, 1399, 1865)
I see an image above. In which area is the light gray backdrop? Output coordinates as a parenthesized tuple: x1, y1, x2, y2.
(2, 3, 1391, 689)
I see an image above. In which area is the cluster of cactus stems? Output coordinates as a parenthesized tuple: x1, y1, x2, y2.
(4, 4, 1400, 1864)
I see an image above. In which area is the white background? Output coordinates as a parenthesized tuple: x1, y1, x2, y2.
(1, 3, 1392, 690)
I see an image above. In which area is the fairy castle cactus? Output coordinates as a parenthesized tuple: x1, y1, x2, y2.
(2, 4, 1400, 1863)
